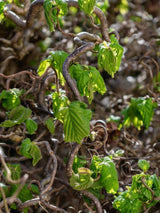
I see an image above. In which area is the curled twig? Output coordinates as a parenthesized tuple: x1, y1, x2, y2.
(62, 42, 95, 101)
(26, 0, 44, 28)
(4, 8, 26, 28)
(81, 190, 103, 213)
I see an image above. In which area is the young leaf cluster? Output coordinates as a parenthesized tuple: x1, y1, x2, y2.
(0, 90, 38, 135)
(113, 160, 160, 213)
(70, 64, 106, 103)
(38, 50, 68, 86)
(44, 0, 67, 32)
(0, 88, 23, 110)
(98, 35, 124, 78)
(122, 97, 157, 130)
(78, 0, 96, 15)
(70, 155, 119, 196)
(20, 138, 42, 166)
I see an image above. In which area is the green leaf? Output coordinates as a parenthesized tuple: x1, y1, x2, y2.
(9, 106, 31, 124)
(44, 0, 57, 32)
(63, 101, 92, 143)
(70, 64, 106, 103)
(150, 174, 160, 198)
(98, 35, 124, 77)
(138, 159, 150, 172)
(0, 119, 17, 127)
(113, 172, 160, 212)
(20, 138, 32, 159)
(45, 117, 55, 134)
(110, 34, 124, 70)
(90, 155, 119, 194)
(30, 143, 42, 166)
(113, 191, 143, 213)
(78, 0, 96, 15)
(20, 138, 42, 166)
(3, 164, 21, 181)
(131, 174, 153, 202)
(44, 0, 67, 32)
(29, 183, 40, 194)
(0, 88, 23, 110)
(25, 118, 38, 135)
(122, 97, 157, 130)
(18, 184, 33, 202)
(70, 168, 94, 190)
(137, 98, 157, 129)
(69, 64, 89, 96)
(0, 106, 32, 127)
(72, 155, 87, 173)
(52, 91, 69, 121)
(55, 0, 68, 17)
(49, 51, 68, 85)
(89, 66, 106, 94)
(0, 1, 6, 23)
(37, 58, 51, 76)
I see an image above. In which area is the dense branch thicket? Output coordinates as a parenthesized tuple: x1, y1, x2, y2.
(0, 0, 160, 212)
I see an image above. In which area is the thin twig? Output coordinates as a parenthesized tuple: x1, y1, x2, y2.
(0, 185, 10, 213)
(81, 190, 103, 213)
(66, 143, 81, 178)
(141, 177, 154, 203)
(36, 141, 57, 195)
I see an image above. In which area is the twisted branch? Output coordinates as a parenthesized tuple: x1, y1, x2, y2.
(62, 42, 95, 101)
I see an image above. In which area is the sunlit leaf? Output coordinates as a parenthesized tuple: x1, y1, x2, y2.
(122, 97, 157, 130)
(70, 167, 94, 190)
(44, 0, 57, 32)
(49, 51, 68, 85)
(63, 101, 92, 143)
(37, 58, 51, 76)
(55, 0, 68, 17)
(138, 159, 150, 172)
(0, 88, 23, 110)
(78, 0, 96, 15)
(0, 1, 6, 23)
(98, 35, 124, 77)
(90, 155, 119, 194)
(52, 91, 69, 121)
(72, 155, 87, 173)
(113, 191, 143, 213)
(70, 64, 106, 103)
(44, 0, 67, 32)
